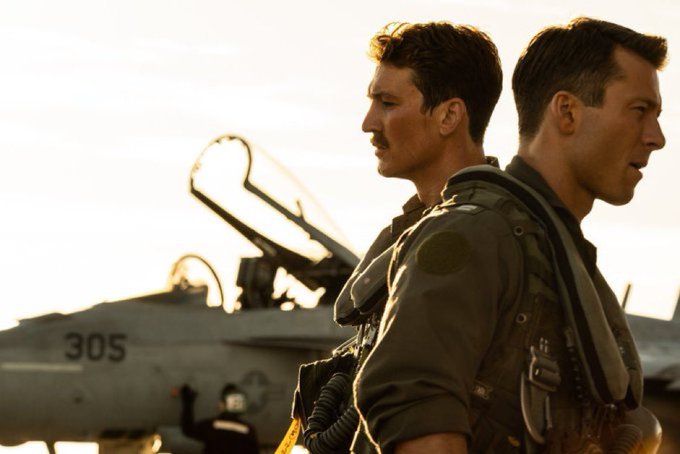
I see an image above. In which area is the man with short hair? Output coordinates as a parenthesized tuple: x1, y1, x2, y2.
(328, 21, 502, 452)
(335, 20, 502, 328)
(355, 18, 666, 453)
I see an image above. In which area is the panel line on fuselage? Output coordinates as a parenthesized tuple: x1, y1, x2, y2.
(1, 362, 84, 373)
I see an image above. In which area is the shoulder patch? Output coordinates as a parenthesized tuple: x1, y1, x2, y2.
(416, 230, 471, 275)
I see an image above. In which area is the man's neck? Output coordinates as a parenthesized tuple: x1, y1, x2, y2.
(412, 144, 485, 207)
(518, 140, 594, 222)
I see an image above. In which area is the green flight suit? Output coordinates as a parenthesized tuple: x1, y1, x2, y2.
(355, 157, 643, 453)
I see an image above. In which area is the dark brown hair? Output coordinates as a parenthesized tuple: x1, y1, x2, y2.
(369, 22, 502, 144)
(513, 17, 667, 138)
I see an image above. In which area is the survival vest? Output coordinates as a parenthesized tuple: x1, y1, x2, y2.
(440, 165, 643, 453)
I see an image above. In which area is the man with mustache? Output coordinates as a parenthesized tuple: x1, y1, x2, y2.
(355, 17, 666, 453)
(328, 21, 502, 453)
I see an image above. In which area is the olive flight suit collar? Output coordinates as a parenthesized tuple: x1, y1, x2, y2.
(390, 195, 426, 242)
(505, 156, 598, 277)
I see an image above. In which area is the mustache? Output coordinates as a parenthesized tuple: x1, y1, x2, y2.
(371, 133, 389, 148)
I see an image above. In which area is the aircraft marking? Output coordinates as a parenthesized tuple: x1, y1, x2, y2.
(240, 370, 274, 413)
(64, 332, 127, 362)
(1, 362, 84, 373)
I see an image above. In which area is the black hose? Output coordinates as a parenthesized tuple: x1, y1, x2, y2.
(303, 372, 360, 454)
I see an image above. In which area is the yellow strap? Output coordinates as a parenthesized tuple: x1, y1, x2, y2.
(274, 418, 302, 454)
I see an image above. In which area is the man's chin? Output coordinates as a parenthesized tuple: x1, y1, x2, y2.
(377, 162, 396, 178)
(377, 159, 411, 179)
(600, 188, 635, 206)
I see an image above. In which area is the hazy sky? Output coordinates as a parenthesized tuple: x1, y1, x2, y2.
(0, 0, 678, 450)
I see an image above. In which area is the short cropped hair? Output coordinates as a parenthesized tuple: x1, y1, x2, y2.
(369, 22, 503, 144)
(513, 17, 667, 138)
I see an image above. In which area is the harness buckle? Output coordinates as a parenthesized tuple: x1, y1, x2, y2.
(521, 338, 561, 445)
(528, 338, 561, 393)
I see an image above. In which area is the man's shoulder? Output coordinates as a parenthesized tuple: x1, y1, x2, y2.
(389, 201, 522, 282)
(405, 199, 516, 246)
(361, 195, 426, 262)
(365, 224, 394, 254)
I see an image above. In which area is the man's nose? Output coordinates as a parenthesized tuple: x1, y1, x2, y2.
(362, 102, 380, 133)
(644, 118, 666, 151)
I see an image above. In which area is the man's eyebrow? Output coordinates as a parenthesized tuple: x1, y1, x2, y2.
(635, 97, 661, 110)
(636, 97, 664, 116)
(367, 89, 382, 99)
(366, 90, 397, 100)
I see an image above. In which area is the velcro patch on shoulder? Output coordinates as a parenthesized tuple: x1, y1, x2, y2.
(416, 230, 471, 275)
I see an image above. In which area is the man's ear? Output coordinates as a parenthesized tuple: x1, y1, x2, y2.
(548, 91, 581, 135)
(438, 98, 466, 136)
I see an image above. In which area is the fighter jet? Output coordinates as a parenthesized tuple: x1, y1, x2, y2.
(1, 135, 678, 453)
(623, 287, 680, 453)
(0, 135, 357, 453)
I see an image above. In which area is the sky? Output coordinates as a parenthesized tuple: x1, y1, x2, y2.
(0, 0, 678, 451)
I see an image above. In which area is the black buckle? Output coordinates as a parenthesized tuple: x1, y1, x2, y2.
(528, 338, 561, 392)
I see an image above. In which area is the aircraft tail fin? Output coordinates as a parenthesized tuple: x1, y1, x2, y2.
(673, 288, 680, 322)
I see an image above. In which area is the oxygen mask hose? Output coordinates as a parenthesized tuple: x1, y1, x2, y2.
(303, 372, 360, 454)
(608, 424, 642, 454)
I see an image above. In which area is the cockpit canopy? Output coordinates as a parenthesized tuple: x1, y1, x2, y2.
(191, 135, 354, 263)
